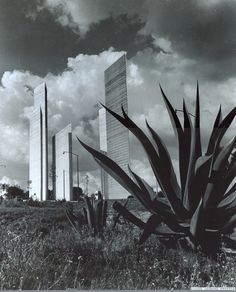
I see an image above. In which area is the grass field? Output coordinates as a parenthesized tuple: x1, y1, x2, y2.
(0, 201, 235, 290)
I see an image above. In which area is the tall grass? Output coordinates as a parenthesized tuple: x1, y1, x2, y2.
(0, 206, 235, 289)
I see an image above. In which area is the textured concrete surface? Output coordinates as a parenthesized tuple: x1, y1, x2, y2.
(29, 83, 48, 200)
(52, 124, 73, 201)
(104, 54, 130, 199)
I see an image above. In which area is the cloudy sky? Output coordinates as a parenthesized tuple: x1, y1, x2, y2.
(0, 0, 235, 192)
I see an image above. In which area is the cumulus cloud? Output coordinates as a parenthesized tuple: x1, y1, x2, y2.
(127, 63, 143, 86)
(0, 49, 147, 190)
(1, 0, 235, 195)
(0, 176, 19, 187)
(0, 38, 235, 192)
(152, 35, 173, 53)
(0, 50, 125, 188)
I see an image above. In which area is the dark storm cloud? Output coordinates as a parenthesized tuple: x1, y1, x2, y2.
(32, 0, 236, 80)
(144, 0, 236, 80)
(0, 0, 79, 77)
(77, 14, 155, 59)
(0, 0, 154, 78)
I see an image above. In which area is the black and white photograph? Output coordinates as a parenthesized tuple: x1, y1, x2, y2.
(0, 0, 235, 290)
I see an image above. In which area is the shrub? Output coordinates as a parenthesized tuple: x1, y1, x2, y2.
(65, 194, 108, 237)
(26, 197, 43, 208)
(2, 197, 25, 208)
(78, 83, 236, 254)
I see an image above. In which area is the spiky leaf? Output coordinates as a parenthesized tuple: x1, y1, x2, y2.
(139, 214, 162, 244)
(183, 84, 202, 211)
(100, 104, 187, 219)
(84, 196, 95, 229)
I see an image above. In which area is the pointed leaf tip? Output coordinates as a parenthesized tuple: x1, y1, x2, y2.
(99, 101, 106, 108)
(121, 105, 126, 117)
(76, 136, 82, 143)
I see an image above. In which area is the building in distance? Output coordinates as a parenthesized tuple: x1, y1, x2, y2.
(29, 83, 48, 200)
(52, 124, 73, 201)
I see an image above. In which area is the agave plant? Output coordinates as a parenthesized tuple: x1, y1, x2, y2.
(77, 84, 236, 253)
(65, 194, 108, 236)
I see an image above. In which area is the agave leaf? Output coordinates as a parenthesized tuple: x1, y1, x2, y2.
(113, 201, 146, 229)
(131, 169, 157, 201)
(184, 155, 213, 214)
(159, 85, 190, 192)
(216, 158, 236, 201)
(218, 183, 236, 209)
(128, 165, 151, 202)
(161, 215, 190, 235)
(128, 166, 174, 216)
(112, 196, 133, 229)
(102, 200, 108, 227)
(228, 151, 236, 169)
(220, 214, 236, 234)
(155, 224, 187, 236)
(183, 84, 202, 211)
(83, 207, 88, 225)
(183, 99, 193, 130)
(84, 196, 95, 229)
(217, 107, 236, 143)
(99, 104, 187, 219)
(192, 82, 202, 157)
(152, 196, 173, 211)
(94, 156, 154, 211)
(204, 209, 228, 231)
(159, 85, 183, 138)
(222, 163, 236, 195)
(203, 137, 236, 208)
(214, 105, 223, 127)
(181, 99, 193, 191)
(113, 202, 185, 239)
(77, 137, 154, 211)
(208, 107, 236, 156)
(205, 198, 236, 231)
(222, 234, 236, 250)
(225, 181, 236, 198)
(206, 105, 222, 155)
(145, 120, 181, 199)
(190, 199, 205, 243)
(145, 120, 173, 175)
(139, 214, 162, 244)
(195, 155, 213, 174)
(210, 137, 235, 181)
(96, 199, 103, 232)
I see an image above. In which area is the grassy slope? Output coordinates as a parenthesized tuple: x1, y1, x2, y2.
(0, 202, 235, 289)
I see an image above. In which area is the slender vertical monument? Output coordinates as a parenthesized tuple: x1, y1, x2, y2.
(104, 54, 130, 199)
(52, 124, 73, 201)
(99, 107, 108, 199)
(29, 83, 48, 200)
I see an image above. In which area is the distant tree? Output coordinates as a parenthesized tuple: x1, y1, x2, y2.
(97, 191, 103, 200)
(0, 183, 9, 192)
(24, 190, 29, 200)
(72, 186, 83, 201)
(90, 193, 96, 200)
(48, 189, 55, 200)
(5, 185, 26, 200)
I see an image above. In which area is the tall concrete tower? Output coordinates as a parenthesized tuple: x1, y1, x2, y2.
(99, 107, 108, 199)
(52, 124, 73, 201)
(104, 54, 130, 199)
(29, 83, 48, 200)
